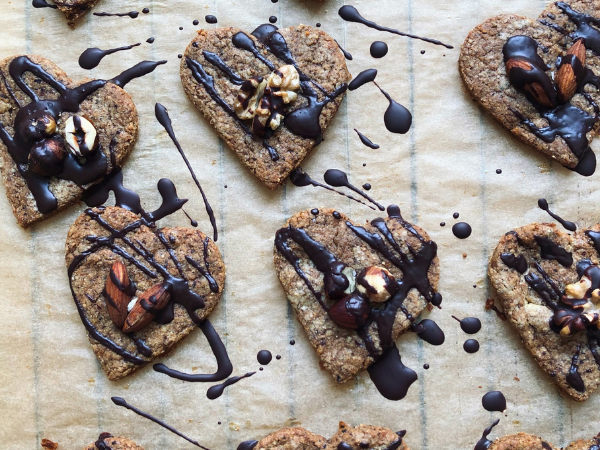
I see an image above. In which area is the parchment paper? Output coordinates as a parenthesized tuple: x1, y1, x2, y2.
(1, 0, 599, 448)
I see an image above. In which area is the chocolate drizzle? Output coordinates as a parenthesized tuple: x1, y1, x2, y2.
(323, 169, 384, 211)
(110, 60, 167, 88)
(566, 344, 585, 392)
(94, 432, 114, 450)
(206, 372, 255, 399)
(474, 420, 499, 450)
(500, 253, 527, 274)
(32, 0, 57, 9)
(335, 40, 353, 60)
(237, 441, 259, 450)
(202, 51, 244, 85)
(412, 319, 445, 345)
(534, 235, 573, 267)
(556, 3, 600, 54)
(275, 205, 440, 399)
(538, 198, 577, 231)
(481, 391, 506, 412)
(348, 69, 377, 91)
(354, 129, 380, 149)
(111, 397, 212, 449)
(93, 11, 140, 19)
(338, 5, 453, 49)
(79, 43, 141, 70)
(155, 103, 218, 242)
(452, 316, 482, 334)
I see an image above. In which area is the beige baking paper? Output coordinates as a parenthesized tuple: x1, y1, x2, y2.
(0, 0, 598, 448)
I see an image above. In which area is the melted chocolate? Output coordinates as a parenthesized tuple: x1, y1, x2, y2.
(202, 51, 244, 85)
(338, 5, 453, 49)
(207, 372, 255, 399)
(257, 350, 272, 365)
(566, 345, 585, 392)
(79, 43, 141, 70)
(367, 344, 418, 400)
(363, 183, 372, 191)
(133, 338, 152, 357)
(482, 391, 506, 412)
(373, 82, 412, 134)
(370, 41, 389, 58)
(452, 222, 472, 239)
(111, 397, 212, 449)
(452, 316, 482, 334)
(237, 441, 259, 450)
(500, 253, 527, 274)
(502, 36, 549, 69)
(354, 129, 380, 149)
(93, 11, 139, 18)
(94, 432, 114, 450)
(155, 103, 218, 241)
(538, 198, 577, 231)
(412, 319, 445, 345)
(556, 3, 600, 54)
(289, 168, 375, 210)
(474, 420, 499, 450)
(146, 37, 155, 44)
(335, 40, 353, 60)
(205, 15, 218, 24)
(324, 169, 384, 210)
(348, 69, 377, 91)
(534, 235, 573, 267)
(154, 320, 233, 381)
(111, 60, 167, 88)
(32, 0, 57, 8)
(464, 339, 480, 353)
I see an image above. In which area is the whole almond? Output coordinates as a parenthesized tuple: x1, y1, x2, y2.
(122, 283, 171, 334)
(556, 38, 586, 103)
(104, 261, 135, 329)
(505, 57, 557, 107)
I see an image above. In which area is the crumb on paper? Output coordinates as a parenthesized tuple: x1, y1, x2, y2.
(41, 438, 58, 450)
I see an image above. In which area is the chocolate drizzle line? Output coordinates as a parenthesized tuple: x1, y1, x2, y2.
(338, 5, 453, 49)
(32, 0, 57, 9)
(474, 419, 499, 450)
(354, 129, 380, 149)
(155, 103, 218, 242)
(95, 432, 114, 450)
(538, 198, 577, 231)
(237, 441, 259, 450)
(206, 371, 255, 399)
(556, 2, 600, 54)
(566, 344, 585, 392)
(289, 168, 375, 210)
(111, 397, 212, 449)
(79, 43, 141, 70)
(323, 169, 385, 211)
(93, 11, 140, 19)
(275, 205, 440, 400)
(335, 40, 353, 60)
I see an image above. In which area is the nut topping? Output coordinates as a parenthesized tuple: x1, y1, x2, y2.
(324, 261, 356, 299)
(328, 291, 371, 330)
(19, 112, 56, 143)
(64, 115, 99, 158)
(556, 38, 586, 103)
(505, 57, 557, 108)
(28, 137, 66, 176)
(356, 266, 398, 303)
(554, 264, 600, 335)
(104, 261, 136, 329)
(122, 283, 171, 333)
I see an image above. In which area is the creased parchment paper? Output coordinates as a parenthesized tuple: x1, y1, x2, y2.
(0, 0, 599, 448)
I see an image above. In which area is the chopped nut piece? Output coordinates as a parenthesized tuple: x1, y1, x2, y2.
(356, 266, 398, 303)
(64, 115, 99, 158)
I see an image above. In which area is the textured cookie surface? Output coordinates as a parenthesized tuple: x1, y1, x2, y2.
(54, 0, 101, 27)
(254, 422, 409, 450)
(459, 1, 600, 169)
(82, 434, 144, 450)
(486, 432, 598, 450)
(0, 55, 138, 227)
(65, 206, 225, 380)
(489, 222, 600, 401)
(273, 208, 440, 383)
(181, 25, 350, 190)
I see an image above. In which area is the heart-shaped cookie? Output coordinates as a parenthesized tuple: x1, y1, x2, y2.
(459, 0, 600, 175)
(474, 424, 599, 450)
(243, 422, 409, 450)
(273, 207, 440, 388)
(0, 54, 139, 227)
(181, 25, 351, 190)
(488, 222, 600, 401)
(65, 205, 225, 380)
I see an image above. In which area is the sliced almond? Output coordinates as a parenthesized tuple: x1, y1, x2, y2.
(122, 283, 171, 334)
(104, 261, 135, 329)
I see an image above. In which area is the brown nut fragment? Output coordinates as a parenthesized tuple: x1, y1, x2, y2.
(235, 77, 267, 120)
(324, 262, 356, 300)
(505, 57, 557, 108)
(328, 291, 371, 329)
(64, 115, 99, 157)
(28, 137, 65, 176)
(556, 38, 586, 103)
(122, 283, 171, 333)
(356, 266, 398, 303)
(19, 112, 56, 143)
(104, 261, 136, 329)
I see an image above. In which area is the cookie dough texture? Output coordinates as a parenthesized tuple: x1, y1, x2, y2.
(181, 25, 351, 190)
(489, 223, 600, 401)
(0, 55, 138, 227)
(273, 209, 439, 383)
(488, 433, 597, 450)
(255, 422, 409, 450)
(82, 435, 144, 450)
(459, 0, 600, 168)
(54, 0, 101, 27)
(65, 207, 225, 380)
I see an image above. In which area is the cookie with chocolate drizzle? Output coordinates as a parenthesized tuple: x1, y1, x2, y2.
(180, 25, 351, 190)
(489, 222, 600, 401)
(238, 422, 409, 450)
(36, 0, 102, 28)
(273, 207, 441, 399)
(65, 176, 225, 380)
(0, 54, 165, 227)
(459, 0, 600, 176)
(83, 432, 143, 450)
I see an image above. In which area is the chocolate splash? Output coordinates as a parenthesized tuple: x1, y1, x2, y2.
(474, 419, 499, 450)
(206, 372, 255, 399)
(482, 391, 506, 412)
(538, 198, 577, 231)
(79, 43, 141, 70)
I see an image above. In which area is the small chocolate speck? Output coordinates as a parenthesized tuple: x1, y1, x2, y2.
(420, 50, 425, 54)
(276, 355, 281, 360)
(193, 19, 199, 25)
(332, 211, 341, 219)
(423, 363, 430, 369)
(290, 340, 295, 345)
(440, 222, 446, 227)
(496, 169, 502, 174)
(453, 212, 459, 219)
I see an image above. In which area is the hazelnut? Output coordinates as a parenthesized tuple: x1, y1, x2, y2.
(19, 112, 57, 143)
(356, 266, 398, 303)
(328, 292, 371, 330)
(324, 261, 355, 300)
(28, 137, 65, 176)
(64, 115, 99, 158)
